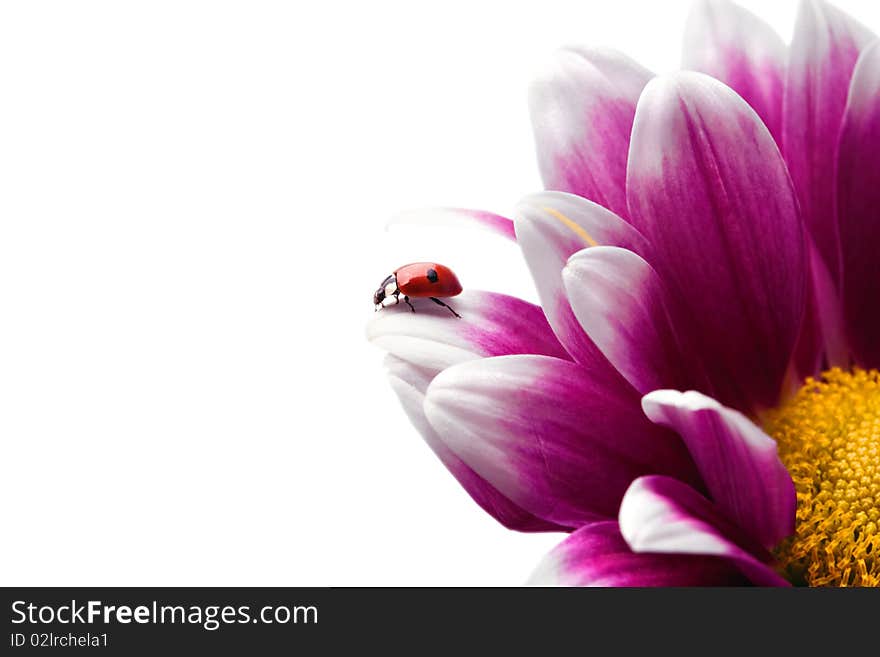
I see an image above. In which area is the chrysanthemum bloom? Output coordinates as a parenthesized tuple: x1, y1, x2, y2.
(368, 0, 880, 586)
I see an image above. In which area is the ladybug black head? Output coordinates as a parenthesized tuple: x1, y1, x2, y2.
(374, 274, 397, 308)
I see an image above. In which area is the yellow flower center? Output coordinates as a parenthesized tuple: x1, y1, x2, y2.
(763, 368, 880, 586)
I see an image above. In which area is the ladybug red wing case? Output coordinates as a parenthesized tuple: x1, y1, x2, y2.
(394, 262, 463, 298)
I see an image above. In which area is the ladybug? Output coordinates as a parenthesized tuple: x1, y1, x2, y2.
(373, 262, 462, 317)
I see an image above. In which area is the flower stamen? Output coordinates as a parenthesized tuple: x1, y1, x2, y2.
(764, 368, 880, 586)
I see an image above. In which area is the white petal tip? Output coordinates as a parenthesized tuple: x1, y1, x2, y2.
(641, 389, 721, 413)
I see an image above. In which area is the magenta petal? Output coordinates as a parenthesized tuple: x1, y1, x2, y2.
(367, 290, 569, 373)
(838, 42, 880, 369)
(386, 356, 566, 532)
(369, 292, 569, 531)
(424, 355, 701, 528)
(563, 246, 709, 396)
(619, 476, 790, 586)
(641, 390, 796, 549)
(389, 207, 516, 241)
(683, 0, 785, 142)
(530, 47, 652, 219)
(790, 233, 851, 384)
(627, 72, 806, 414)
(527, 521, 748, 586)
(514, 191, 649, 368)
(783, 0, 876, 284)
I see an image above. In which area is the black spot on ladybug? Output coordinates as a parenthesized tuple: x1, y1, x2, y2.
(426, 268, 439, 283)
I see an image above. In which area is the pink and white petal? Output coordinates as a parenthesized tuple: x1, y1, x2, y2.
(385, 356, 567, 532)
(527, 521, 748, 586)
(641, 390, 795, 549)
(514, 191, 649, 367)
(783, 0, 876, 284)
(370, 293, 570, 529)
(388, 207, 516, 242)
(563, 246, 708, 395)
(619, 476, 789, 586)
(423, 355, 701, 528)
(529, 47, 652, 219)
(683, 0, 785, 142)
(367, 290, 569, 375)
(838, 41, 880, 369)
(627, 72, 807, 414)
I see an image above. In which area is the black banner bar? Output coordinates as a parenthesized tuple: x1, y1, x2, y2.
(0, 587, 872, 653)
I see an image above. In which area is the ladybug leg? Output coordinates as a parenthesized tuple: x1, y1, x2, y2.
(403, 295, 415, 312)
(429, 297, 461, 318)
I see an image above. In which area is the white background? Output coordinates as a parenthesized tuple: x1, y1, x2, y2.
(1, 0, 876, 585)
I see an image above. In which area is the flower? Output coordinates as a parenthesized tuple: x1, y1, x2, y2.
(367, 0, 880, 586)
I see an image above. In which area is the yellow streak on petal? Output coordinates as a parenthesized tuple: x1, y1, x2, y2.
(542, 207, 599, 247)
